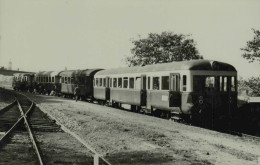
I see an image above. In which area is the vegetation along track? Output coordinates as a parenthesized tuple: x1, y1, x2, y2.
(0, 90, 110, 165)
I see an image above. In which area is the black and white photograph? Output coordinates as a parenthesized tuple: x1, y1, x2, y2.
(0, 0, 259, 164)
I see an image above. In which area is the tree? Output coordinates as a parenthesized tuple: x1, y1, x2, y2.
(126, 32, 203, 66)
(245, 77, 260, 96)
(241, 29, 260, 63)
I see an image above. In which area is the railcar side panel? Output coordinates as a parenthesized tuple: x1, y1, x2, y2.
(110, 88, 141, 106)
(147, 90, 178, 112)
(94, 87, 106, 100)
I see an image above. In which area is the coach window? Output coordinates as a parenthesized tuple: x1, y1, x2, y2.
(183, 75, 187, 91)
(99, 78, 102, 87)
(103, 78, 106, 87)
(135, 77, 141, 90)
(68, 77, 71, 84)
(52, 77, 55, 83)
(113, 78, 117, 88)
(65, 77, 68, 84)
(71, 77, 75, 84)
(129, 77, 134, 89)
(231, 76, 236, 92)
(223, 77, 227, 92)
(110, 78, 112, 88)
(95, 78, 98, 87)
(123, 77, 128, 88)
(161, 76, 169, 90)
(153, 77, 160, 90)
(118, 78, 122, 88)
(49, 77, 51, 83)
(148, 77, 150, 90)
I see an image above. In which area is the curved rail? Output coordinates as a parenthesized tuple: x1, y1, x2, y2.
(18, 91, 112, 165)
(0, 99, 17, 114)
(17, 99, 44, 165)
(0, 94, 44, 165)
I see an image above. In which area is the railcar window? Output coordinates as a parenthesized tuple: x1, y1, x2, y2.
(110, 78, 112, 88)
(129, 78, 134, 89)
(68, 77, 71, 84)
(193, 76, 216, 92)
(161, 76, 169, 90)
(107, 78, 109, 87)
(71, 77, 74, 84)
(118, 78, 122, 88)
(170, 75, 177, 91)
(65, 77, 67, 84)
(223, 77, 227, 92)
(52, 77, 55, 83)
(123, 77, 128, 88)
(96, 78, 98, 87)
(99, 78, 102, 87)
(231, 77, 236, 92)
(153, 77, 160, 90)
(148, 77, 150, 90)
(113, 78, 117, 88)
(183, 75, 187, 91)
(205, 77, 215, 88)
(135, 77, 141, 90)
(103, 78, 106, 87)
(49, 77, 51, 83)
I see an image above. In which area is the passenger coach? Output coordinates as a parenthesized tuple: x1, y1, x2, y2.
(59, 69, 102, 100)
(94, 60, 237, 125)
(34, 71, 61, 94)
(12, 73, 35, 92)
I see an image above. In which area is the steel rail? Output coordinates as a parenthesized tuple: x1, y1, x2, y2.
(0, 115, 24, 146)
(17, 99, 44, 165)
(0, 99, 17, 114)
(17, 92, 112, 165)
(38, 105, 112, 165)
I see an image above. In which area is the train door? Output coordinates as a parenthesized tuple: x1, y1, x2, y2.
(169, 73, 181, 107)
(141, 74, 147, 106)
(105, 76, 110, 100)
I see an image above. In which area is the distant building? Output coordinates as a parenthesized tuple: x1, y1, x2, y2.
(8, 60, 12, 70)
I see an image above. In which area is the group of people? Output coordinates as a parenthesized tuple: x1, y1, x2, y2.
(31, 84, 80, 102)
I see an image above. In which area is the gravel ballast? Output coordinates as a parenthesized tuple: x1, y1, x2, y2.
(22, 93, 260, 164)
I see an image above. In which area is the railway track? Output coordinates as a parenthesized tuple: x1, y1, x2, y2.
(0, 90, 111, 165)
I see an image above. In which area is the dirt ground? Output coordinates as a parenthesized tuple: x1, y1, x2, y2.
(16, 93, 259, 165)
(0, 87, 15, 109)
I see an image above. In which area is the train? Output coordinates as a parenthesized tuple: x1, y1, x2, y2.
(12, 60, 238, 125)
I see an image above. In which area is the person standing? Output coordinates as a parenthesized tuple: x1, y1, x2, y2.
(74, 85, 80, 102)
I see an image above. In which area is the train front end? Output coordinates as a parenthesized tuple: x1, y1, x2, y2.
(183, 61, 237, 127)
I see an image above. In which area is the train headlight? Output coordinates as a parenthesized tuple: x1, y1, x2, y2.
(199, 96, 203, 104)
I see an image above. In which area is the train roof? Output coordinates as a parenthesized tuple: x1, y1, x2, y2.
(13, 72, 34, 77)
(96, 60, 236, 75)
(59, 69, 103, 77)
(35, 71, 62, 77)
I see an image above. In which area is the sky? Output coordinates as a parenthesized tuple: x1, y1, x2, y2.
(0, 0, 259, 78)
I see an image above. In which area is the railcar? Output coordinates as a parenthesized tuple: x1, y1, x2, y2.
(94, 60, 237, 125)
(59, 69, 102, 100)
(34, 71, 62, 94)
(12, 73, 35, 92)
